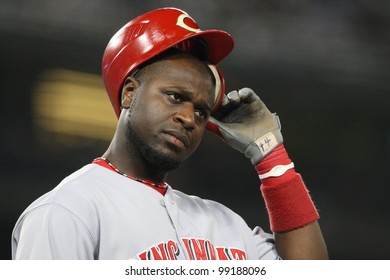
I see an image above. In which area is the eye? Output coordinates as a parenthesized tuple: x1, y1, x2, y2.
(166, 92, 182, 103)
(195, 109, 208, 120)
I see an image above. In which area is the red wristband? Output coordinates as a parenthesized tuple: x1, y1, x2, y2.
(256, 145, 319, 232)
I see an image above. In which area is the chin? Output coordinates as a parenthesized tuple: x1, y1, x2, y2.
(147, 152, 182, 172)
(140, 145, 183, 172)
(125, 121, 186, 172)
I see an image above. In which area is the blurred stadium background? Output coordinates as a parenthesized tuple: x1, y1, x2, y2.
(1, 0, 389, 259)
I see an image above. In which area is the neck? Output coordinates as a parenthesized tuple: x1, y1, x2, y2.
(102, 134, 168, 183)
(94, 157, 168, 189)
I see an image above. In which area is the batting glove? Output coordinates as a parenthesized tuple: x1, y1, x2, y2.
(207, 88, 283, 165)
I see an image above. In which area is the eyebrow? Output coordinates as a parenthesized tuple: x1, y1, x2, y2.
(164, 85, 212, 112)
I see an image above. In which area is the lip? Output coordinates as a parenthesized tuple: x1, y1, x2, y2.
(163, 130, 190, 148)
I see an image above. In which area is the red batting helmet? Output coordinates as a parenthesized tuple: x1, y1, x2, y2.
(102, 7, 234, 117)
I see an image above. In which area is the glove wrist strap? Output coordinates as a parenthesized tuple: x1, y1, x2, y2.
(256, 145, 319, 232)
(258, 162, 295, 180)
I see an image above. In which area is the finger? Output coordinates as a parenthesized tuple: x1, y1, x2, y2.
(220, 94, 230, 107)
(214, 91, 237, 119)
(238, 88, 259, 103)
(226, 90, 240, 105)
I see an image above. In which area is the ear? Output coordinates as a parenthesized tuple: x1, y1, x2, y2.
(121, 77, 139, 109)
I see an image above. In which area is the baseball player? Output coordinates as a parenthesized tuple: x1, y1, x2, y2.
(12, 7, 327, 260)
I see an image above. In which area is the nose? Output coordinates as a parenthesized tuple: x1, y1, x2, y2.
(173, 103, 195, 130)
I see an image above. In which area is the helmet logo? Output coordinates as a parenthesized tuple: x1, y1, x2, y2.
(176, 14, 201, 33)
(125, 20, 149, 42)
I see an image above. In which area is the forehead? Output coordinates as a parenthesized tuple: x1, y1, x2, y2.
(142, 54, 215, 103)
(146, 53, 213, 79)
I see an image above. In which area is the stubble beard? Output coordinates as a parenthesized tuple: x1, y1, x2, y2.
(125, 115, 182, 173)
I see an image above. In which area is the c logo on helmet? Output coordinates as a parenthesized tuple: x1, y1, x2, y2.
(176, 14, 201, 33)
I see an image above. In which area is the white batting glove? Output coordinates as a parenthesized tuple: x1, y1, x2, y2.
(207, 88, 283, 165)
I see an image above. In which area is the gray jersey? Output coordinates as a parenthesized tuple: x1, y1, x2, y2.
(12, 164, 279, 260)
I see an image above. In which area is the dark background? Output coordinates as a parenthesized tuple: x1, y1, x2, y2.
(1, 0, 389, 259)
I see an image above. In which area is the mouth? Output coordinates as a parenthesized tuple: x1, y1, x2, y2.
(163, 130, 190, 149)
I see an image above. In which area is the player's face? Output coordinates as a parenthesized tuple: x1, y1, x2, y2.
(123, 54, 215, 171)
